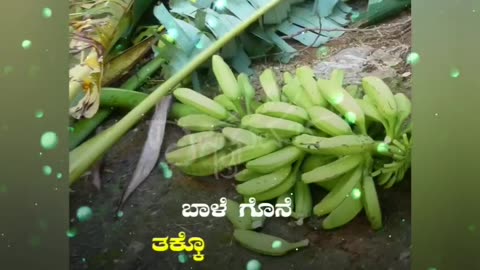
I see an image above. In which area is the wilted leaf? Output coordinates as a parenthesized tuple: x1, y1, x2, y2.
(118, 95, 173, 209)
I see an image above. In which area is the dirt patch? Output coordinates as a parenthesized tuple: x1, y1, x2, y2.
(70, 12, 412, 270)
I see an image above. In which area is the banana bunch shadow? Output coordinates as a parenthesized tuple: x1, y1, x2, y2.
(165, 55, 411, 256)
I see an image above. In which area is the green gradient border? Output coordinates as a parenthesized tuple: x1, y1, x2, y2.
(0, 1, 69, 269)
(412, 0, 480, 269)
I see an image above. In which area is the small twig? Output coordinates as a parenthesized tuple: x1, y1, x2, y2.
(282, 18, 412, 40)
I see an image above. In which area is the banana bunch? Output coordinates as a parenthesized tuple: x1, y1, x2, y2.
(166, 55, 412, 233)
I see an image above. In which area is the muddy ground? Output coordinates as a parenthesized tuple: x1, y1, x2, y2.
(70, 11, 412, 270)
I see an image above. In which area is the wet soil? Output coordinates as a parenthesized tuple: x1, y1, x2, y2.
(70, 11, 412, 270)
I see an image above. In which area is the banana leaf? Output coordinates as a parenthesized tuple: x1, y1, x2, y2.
(69, 0, 136, 119)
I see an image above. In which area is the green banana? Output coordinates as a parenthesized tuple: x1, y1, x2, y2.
(259, 68, 281, 102)
(256, 101, 309, 124)
(166, 134, 226, 165)
(236, 166, 292, 196)
(238, 73, 256, 114)
(301, 155, 336, 173)
(292, 134, 376, 156)
(377, 170, 394, 186)
(307, 106, 353, 136)
(241, 114, 305, 138)
(177, 114, 233, 132)
(169, 102, 202, 119)
(283, 71, 293, 84)
(393, 93, 411, 136)
(301, 155, 338, 190)
(252, 158, 303, 202)
(330, 69, 345, 87)
(280, 94, 289, 102)
(238, 73, 255, 101)
(361, 175, 382, 230)
(361, 76, 398, 131)
(217, 139, 281, 168)
(291, 179, 312, 220)
(282, 78, 314, 110)
(246, 146, 303, 173)
(277, 192, 294, 207)
(176, 131, 219, 147)
(250, 100, 262, 111)
(222, 127, 264, 145)
(313, 163, 363, 216)
(235, 168, 263, 182)
(212, 55, 241, 101)
(233, 229, 309, 256)
(302, 155, 363, 184)
(383, 171, 397, 189)
(253, 171, 296, 202)
(176, 149, 230, 176)
(214, 94, 239, 113)
(225, 199, 254, 230)
(322, 187, 363, 230)
(250, 206, 267, 229)
(296, 66, 327, 106)
(317, 79, 367, 134)
(173, 88, 230, 120)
